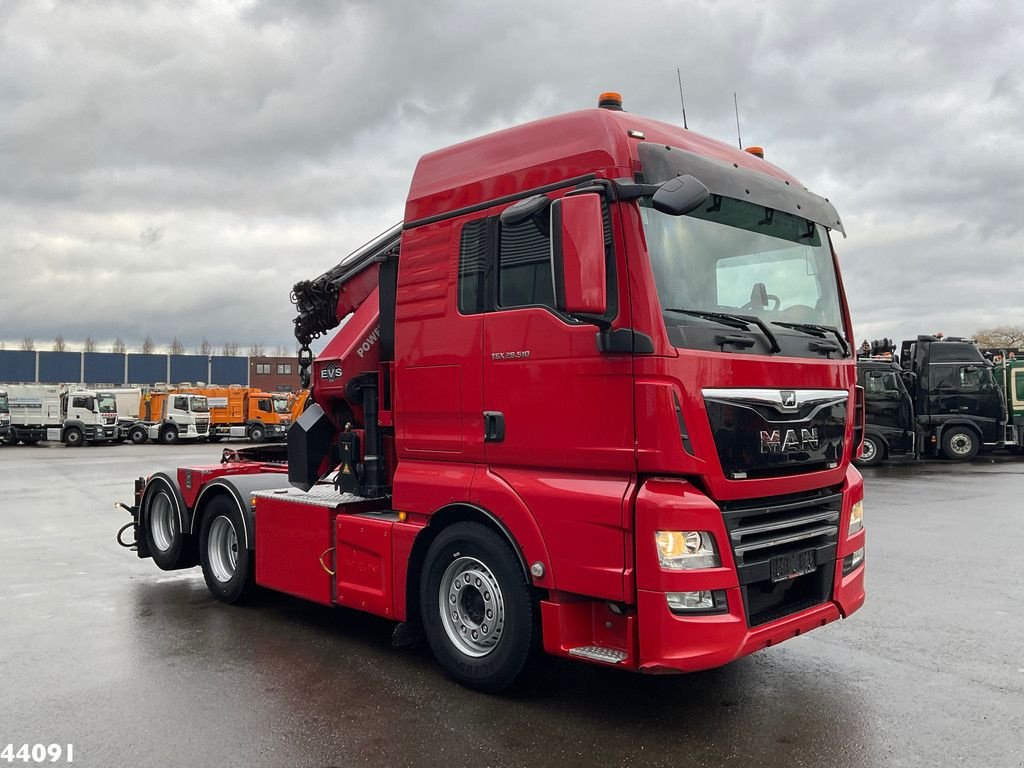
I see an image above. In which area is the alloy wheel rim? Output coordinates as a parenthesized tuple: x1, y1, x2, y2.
(951, 433, 973, 455)
(150, 492, 176, 552)
(439, 556, 505, 658)
(208, 515, 238, 583)
(862, 439, 877, 462)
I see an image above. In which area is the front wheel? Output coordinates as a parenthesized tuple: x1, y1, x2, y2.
(199, 496, 255, 604)
(64, 427, 84, 447)
(942, 427, 979, 461)
(856, 435, 884, 467)
(420, 522, 536, 692)
(248, 424, 266, 443)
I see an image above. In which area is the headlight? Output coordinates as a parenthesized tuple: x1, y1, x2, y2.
(849, 500, 864, 536)
(655, 531, 720, 569)
(842, 547, 865, 575)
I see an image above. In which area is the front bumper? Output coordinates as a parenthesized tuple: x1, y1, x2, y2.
(633, 466, 865, 673)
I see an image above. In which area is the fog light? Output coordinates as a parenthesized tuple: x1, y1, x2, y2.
(842, 547, 865, 575)
(655, 531, 720, 569)
(849, 500, 863, 535)
(666, 590, 727, 615)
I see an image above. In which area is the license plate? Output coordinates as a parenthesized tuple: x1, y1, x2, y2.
(770, 550, 817, 583)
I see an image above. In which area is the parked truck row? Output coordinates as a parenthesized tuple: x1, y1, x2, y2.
(0, 383, 295, 446)
(856, 335, 1023, 465)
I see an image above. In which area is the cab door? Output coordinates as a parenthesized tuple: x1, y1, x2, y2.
(955, 364, 1001, 441)
(478, 194, 635, 600)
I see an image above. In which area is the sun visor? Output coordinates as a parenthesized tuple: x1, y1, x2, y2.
(637, 143, 845, 236)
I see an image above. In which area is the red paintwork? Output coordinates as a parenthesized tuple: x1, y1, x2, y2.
(255, 494, 336, 606)
(152, 104, 865, 676)
(177, 462, 286, 509)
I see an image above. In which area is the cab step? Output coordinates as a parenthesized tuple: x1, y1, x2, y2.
(566, 646, 628, 664)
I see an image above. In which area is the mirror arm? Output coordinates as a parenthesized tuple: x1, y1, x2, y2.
(611, 179, 660, 202)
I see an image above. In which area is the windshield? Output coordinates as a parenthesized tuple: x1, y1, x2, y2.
(97, 395, 117, 413)
(273, 396, 290, 414)
(190, 396, 209, 412)
(640, 195, 846, 346)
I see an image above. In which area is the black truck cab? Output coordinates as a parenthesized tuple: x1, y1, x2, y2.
(900, 335, 1008, 460)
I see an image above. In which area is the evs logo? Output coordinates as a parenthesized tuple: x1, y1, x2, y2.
(320, 364, 343, 381)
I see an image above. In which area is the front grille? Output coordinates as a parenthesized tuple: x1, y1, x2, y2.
(721, 489, 840, 627)
(195, 418, 210, 432)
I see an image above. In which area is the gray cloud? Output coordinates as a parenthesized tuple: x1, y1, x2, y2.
(0, 0, 1021, 352)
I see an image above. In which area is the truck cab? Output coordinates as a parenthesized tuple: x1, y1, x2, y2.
(128, 390, 210, 444)
(990, 356, 1024, 450)
(45, 389, 119, 446)
(856, 359, 915, 465)
(200, 387, 292, 442)
(900, 335, 1009, 459)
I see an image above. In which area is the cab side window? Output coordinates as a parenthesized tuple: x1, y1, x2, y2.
(72, 396, 87, 409)
(173, 396, 188, 411)
(498, 215, 554, 309)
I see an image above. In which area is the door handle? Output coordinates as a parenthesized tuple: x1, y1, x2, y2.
(483, 411, 505, 443)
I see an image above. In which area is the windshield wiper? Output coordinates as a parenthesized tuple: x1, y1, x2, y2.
(664, 308, 782, 353)
(771, 321, 850, 357)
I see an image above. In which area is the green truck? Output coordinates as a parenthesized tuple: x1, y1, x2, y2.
(989, 354, 1024, 444)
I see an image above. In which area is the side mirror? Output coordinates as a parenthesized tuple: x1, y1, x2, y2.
(551, 194, 607, 316)
(652, 174, 710, 216)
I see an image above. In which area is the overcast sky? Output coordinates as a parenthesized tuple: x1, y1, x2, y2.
(1, 0, 1021, 354)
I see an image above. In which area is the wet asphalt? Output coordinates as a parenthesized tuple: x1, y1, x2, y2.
(0, 443, 1021, 768)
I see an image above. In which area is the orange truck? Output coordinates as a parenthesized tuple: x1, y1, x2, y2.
(189, 386, 292, 442)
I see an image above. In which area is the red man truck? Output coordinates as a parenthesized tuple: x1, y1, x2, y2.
(119, 93, 866, 691)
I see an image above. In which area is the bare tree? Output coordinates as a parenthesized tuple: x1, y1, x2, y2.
(83, 336, 97, 353)
(274, 344, 289, 357)
(975, 325, 1024, 349)
(111, 337, 127, 354)
(221, 341, 240, 357)
(53, 335, 67, 352)
(0, 341, 6, 351)
(20, 336, 35, 351)
(168, 336, 185, 355)
(197, 338, 211, 356)
(141, 336, 155, 354)
(248, 342, 265, 357)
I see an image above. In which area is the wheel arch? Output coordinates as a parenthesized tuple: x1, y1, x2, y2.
(190, 473, 291, 549)
(936, 419, 983, 442)
(403, 502, 535, 631)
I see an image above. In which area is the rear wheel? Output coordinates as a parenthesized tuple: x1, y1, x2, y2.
(64, 427, 84, 447)
(856, 435, 884, 467)
(160, 426, 179, 445)
(129, 426, 148, 444)
(420, 522, 536, 692)
(144, 486, 191, 570)
(942, 427, 979, 461)
(199, 496, 255, 604)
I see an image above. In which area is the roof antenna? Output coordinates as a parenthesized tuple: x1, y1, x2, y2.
(676, 68, 688, 129)
(733, 92, 743, 149)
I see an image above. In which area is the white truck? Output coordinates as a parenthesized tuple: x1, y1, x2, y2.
(4, 384, 119, 446)
(124, 388, 211, 444)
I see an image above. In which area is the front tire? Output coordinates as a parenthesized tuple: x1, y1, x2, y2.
(64, 427, 84, 447)
(248, 424, 266, 443)
(199, 496, 255, 604)
(942, 427, 979, 461)
(856, 435, 884, 467)
(419, 522, 536, 692)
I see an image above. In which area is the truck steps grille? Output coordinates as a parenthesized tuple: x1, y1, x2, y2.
(567, 646, 628, 664)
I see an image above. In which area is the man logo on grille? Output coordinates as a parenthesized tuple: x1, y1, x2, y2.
(780, 390, 797, 409)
